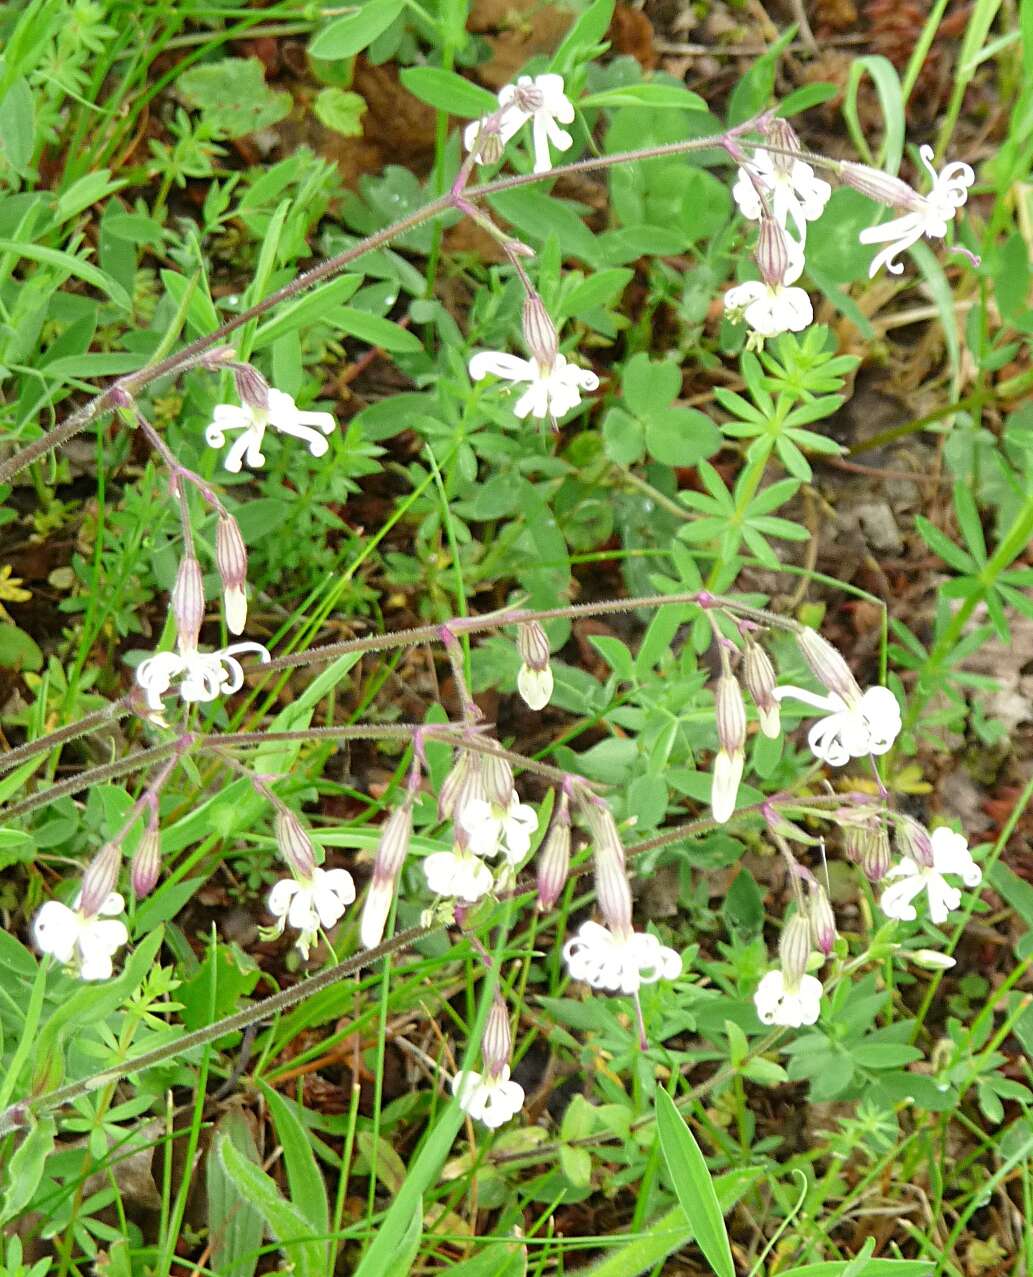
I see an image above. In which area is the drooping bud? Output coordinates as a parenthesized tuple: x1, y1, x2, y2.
(481, 743, 515, 809)
(131, 818, 162, 898)
(895, 815, 934, 868)
(233, 362, 270, 412)
(522, 295, 559, 369)
(172, 555, 205, 653)
(80, 842, 122, 917)
(275, 809, 317, 879)
(216, 513, 248, 636)
(516, 620, 553, 711)
(840, 162, 926, 212)
(861, 823, 892, 882)
(778, 913, 812, 985)
(743, 641, 780, 739)
(360, 799, 414, 949)
(594, 836, 633, 936)
(438, 749, 473, 821)
(579, 794, 625, 868)
(756, 214, 790, 287)
(481, 999, 513, 1078)
(796, 628, 862, 705)
(711, 674, 747, 825)
(807, 883, 837, 956)
(536, 792, 571, 911)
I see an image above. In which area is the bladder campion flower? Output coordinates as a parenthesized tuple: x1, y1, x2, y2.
(563, 922, 681, 995)
(34, 891, 130, 982)
(135, 642, 270, 711)
(880, 827, 981, 925)
(754, 967, 823, 1027)
(452, 1001, 525, 1129)
(853, 146, 976, 277)
(466, 74, 575, 174)
(732, 146, 832, 243)
(266, 866, 356, 959)
(468, 350, 599, 422)
(772, 683, 901, 767)
(460, 792, 539, 865)
(205, 389, 336, 473)
(724, 235, 813, 340)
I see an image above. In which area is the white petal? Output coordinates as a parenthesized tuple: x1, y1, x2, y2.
(469, 351, 535, 383)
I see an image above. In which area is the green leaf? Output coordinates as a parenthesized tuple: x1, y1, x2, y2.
(551, 0, 616, 74)
(851, 1043, 923, 1068)
(0, 1116, 54, 1226)
(645, 408, 722, 467)
(582, 83, 707, 112)
(257, 1083, 330, 1240)
(623, 352, 681, 415)
(313, 88, 367, 137)
(399, 67, 497, 117)
(0, 237, 131, 311)
(914, 516, 976, 574)
(208, 1112, 265, 1277)
(178, 59, 292, 138)
(251, 274, 363, 349)
(310, 0, 405, 59)
(0, 624, 42, 671)
(655, 1090, 734, 1277)
(843, 56, 905, 170)
(777, 1263, 935, 1277)
(218, 1135, 325, 1277)
(337, 306, 422, 352)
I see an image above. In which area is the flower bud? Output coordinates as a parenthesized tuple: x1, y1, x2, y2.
(481, 743, 514, 809)
(778, 913, 812, 985)
(275, 809, 317, 879)
(438, 750, 474, 821)
(233, 362, 270, 412)
(764, 118, 801, 172)
(895, 815, 934, 868)
(743, 641, 780, 739)
(536, 793, 571, 911)
(216, 513, 248, 636)
(715, 674, 746, 754)
(579, 795, 625, 868)
(360, 800, 413, 946)
(861, 823, 892, 882)
(131, 819, 162, 898)
(80, 842, 121, 918)
(796, 628, 862, 705)
(909, 948, 957, 971)
(516, 620, 553, 711)
(172, 555, 205, 653)
(522, 295, 558, 368)
(756, 215, 790, 287)
(807, 883, 837, 956)
(840, 162, 926, 212)
(594, 840, 633, 936)
(482, 999, 513, 1078)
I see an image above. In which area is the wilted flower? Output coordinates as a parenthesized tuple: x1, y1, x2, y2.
(266, 866, 356, 959)
(536, 792, 572, 911)
(880, 827, 981, 925)
(753, 968, 823, 1027)
(516, 620, 553, 711)
(131, 819, 162, 898)
(274, 809, 318, 879)
(171, 555, 205, 653)
(563, 921, 681, 995)
(205, 389, 335, 473)
(135, 642, 270, 712)
(855, 145, 975, 277)
(215, 513, 248, 636)
(732, 147, 832, 243)
(742, 640, 780, 738)
(360, 799, 414, 949)
(469, 350, 599, 422)
(807, 883, 837, 956)
(34, 891, 129, 981)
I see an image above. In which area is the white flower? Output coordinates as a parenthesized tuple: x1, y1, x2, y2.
(732, 148, 832, 242)
(460, 794, 538, 865)
(517, 663, 553, 711)
(754, 969, 823, 1027)
(33, 892, 129, 981)
(135, 642, 270, 712)
(267, 866, 356, 959)
(858, 145, 975, 277)
(563, 920, 681, 995)
(772, 683, 901, 767)
(711, 749, 744, 825)
(880, 827, 981, 925)
(452, 1066, 525, 1129)
(724, 238, 812, 339)
(465, 74, 575, 174)
(205, 388, 336, 473)
(469, 350, 598, 421)
(423, 846, 495, 902)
